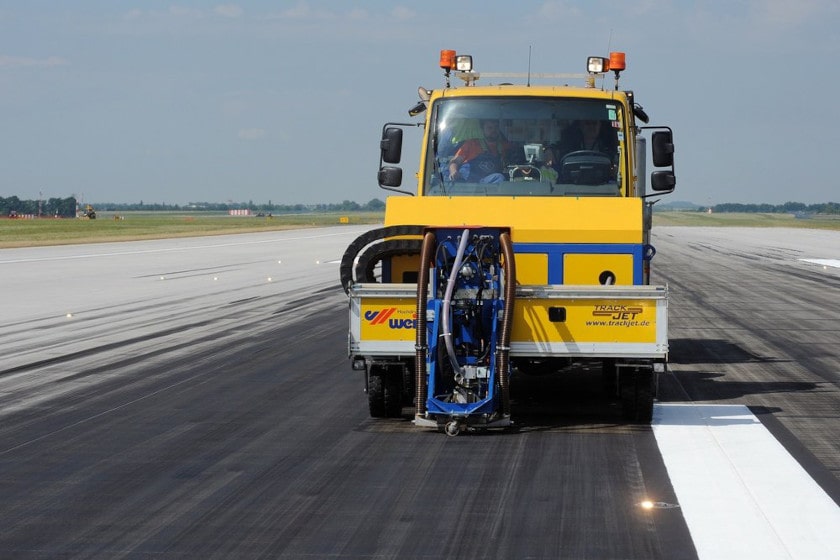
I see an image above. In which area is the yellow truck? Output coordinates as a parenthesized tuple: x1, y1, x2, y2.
(341, 50, 675, 435)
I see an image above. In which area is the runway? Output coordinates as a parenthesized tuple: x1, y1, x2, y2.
(1, 225, 838, 559)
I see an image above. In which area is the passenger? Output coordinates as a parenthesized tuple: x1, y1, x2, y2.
(537, 161, 558, 185)
(447, 119, 512, 184)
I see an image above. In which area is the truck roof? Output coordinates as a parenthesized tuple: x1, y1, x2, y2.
(434, 83, 628, 101)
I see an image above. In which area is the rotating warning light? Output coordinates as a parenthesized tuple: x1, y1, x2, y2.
(439, 49, 456, 70)
(609, 52, 626, 72)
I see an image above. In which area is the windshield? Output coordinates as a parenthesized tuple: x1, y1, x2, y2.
(424, 96, 626, 197)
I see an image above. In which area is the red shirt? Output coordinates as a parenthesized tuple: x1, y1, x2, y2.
(454, 138, 508, 163)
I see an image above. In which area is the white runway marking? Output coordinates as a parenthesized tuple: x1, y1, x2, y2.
(653, 404, 840, 559)
(800, 258, 840, 269)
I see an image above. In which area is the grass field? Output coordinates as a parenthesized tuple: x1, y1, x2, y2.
(2, 210, 838, 249)
(0, 212, 384, 248)
(652, 211, 840, 230)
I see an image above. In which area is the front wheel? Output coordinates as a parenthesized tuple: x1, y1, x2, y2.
(368, 364, 403, 418)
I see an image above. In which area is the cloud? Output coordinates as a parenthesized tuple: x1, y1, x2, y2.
(750, 0, 836, 26)
(348, 8, 368, 20)
(238, 128, 267, 140)
(215, 4, 243, 19)
(168, 6, 203, 18)
(277, 2, 335, 19)
(391, 6, 416, 21)
(120, 6, 206, 23)
(0, 55, 67, 68)
(534, 1, 583, 20)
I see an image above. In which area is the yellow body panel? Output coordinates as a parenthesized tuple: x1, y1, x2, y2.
(564, 254, 634, 285)
(384, 196, 642, 244)
(388, 255, 418, 283)
(512, 298, 657, 344)
(515, 253, 548, 285)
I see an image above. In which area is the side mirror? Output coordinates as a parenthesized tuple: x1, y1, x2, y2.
(651, 131, 674, 167)
(378, 166, 403, 187)
(381, 127, 403, 164)
(650, 170, 676, 192)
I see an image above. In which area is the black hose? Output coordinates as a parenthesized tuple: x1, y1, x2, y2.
(414, 231, 436, 419)
(354, 239, 423, 283)
(339, 225, 424, 293)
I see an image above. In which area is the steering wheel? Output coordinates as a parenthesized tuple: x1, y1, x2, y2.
(560, 150, 611, 164)
(559, 150, 614, 185)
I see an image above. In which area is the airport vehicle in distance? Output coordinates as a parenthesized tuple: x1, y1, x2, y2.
(341, 50, 676, 435)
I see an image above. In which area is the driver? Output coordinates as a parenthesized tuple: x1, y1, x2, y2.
(447, 119, 512, 184)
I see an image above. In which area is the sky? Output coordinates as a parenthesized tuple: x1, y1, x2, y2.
(1, 1, 839, 206)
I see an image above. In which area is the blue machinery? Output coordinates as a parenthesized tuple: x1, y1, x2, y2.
(413, 227, 516, 436)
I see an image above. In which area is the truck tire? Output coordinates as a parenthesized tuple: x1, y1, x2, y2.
(619, 366, 654, 423)
(401, 361, 415, 407)
(368, 365, 403, 418)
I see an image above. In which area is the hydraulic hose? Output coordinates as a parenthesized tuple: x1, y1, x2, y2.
(415, 231, 436, 419)
(339, 225, 424, 294)
(355, 239, 423, 284)
(497, 231, 516, 416)
(442, 229, 471, 374)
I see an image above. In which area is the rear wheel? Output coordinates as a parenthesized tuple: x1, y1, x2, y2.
(401, 360, 415, 407)
(368, 364, 403, 418)
(619, 366, 654, 423)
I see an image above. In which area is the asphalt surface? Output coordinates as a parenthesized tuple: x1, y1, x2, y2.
(1, 225, 838, 559)
(653, 227, 840, 496)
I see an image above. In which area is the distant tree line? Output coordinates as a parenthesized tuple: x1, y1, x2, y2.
(658, 201, 840, 215)
(1, 197, 386, 216)
(711, 202, 839, 214)
(1, 196, 77, 217)
(93, 198, 387, 213)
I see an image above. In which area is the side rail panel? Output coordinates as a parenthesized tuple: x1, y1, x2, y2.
(349, 283, 668, 359)
(509, 285, 667, 358)
(348, 284, 419, 356)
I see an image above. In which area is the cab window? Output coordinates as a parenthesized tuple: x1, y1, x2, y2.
(424, 97, 625, 197)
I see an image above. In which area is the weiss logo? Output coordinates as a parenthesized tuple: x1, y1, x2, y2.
(364, 308, 417, 329)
